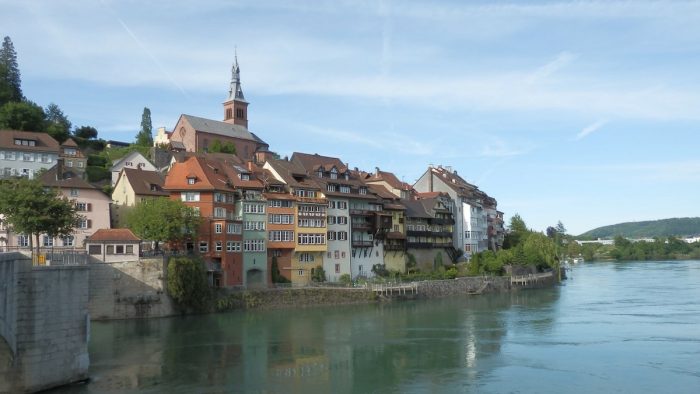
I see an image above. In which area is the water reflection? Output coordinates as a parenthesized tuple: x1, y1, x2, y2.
(51, 288, 561, 393)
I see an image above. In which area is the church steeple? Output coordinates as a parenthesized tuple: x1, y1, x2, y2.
(227, 52, 245, 101)
(223, 50, 249, 128)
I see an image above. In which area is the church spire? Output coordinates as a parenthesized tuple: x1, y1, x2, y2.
(227, 50, 245, 101)
(223, 50, 249, 127)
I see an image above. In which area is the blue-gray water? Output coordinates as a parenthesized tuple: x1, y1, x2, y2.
(55, 261, 700, 393)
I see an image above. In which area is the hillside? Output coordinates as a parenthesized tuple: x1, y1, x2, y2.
(579, 217, 700, 239)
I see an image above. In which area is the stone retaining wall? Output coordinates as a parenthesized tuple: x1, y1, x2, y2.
(216, 287, 375, 311)
(88, 258, 175, 320)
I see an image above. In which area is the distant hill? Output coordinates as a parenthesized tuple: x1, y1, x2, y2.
(579, 217, 700, 239)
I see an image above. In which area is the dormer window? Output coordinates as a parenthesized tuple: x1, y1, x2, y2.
(64, 148, 77, 156)
(240, 174, 250, 181)
(14, 139, 36, 147)
(359, 187, 367, 195)
(317, 169, 323, 178)
(330, 168, 338, 179)
(150, 184, 158, 191)
(187, 177, 197, 185)
(344, 173, 349, 180)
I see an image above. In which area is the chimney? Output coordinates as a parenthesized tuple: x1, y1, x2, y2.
(246, 161, 254, 171)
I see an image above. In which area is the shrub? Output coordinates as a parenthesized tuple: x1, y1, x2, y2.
(339, 274, 352, 285)
(167, 256, 210, 311)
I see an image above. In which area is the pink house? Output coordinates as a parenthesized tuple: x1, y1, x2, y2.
(37, 166, 112, 248)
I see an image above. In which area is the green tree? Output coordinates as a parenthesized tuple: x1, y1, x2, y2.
(503, 213, 529, 248)
(136, 107, 153, 146)
(125, 198, 200, 250)
(0, 36, 22, 103)
(44, 103, 71, 142)
(270, 256, 290, 283)
(167, 256, 210, 311)
(74, 125, 98, 140)
(311, 266, 327, 282)
(0, 100, 45, 131)
(0, 177, 80, 257)
(0, 63, 13, 106)
(209, 139, 237, 154)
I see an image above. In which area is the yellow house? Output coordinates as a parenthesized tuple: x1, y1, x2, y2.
(292, 189, 328, 286)
(111, 168, 168, 227)
(368, 184, 407, 273)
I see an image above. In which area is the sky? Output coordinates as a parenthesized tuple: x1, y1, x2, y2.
(2, 0, 700, 235)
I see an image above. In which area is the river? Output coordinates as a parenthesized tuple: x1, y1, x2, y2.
(52, 260, 700, 393)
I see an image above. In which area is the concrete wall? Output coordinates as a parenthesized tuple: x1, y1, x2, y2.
(216, 287, 375, 310)
(88, 257, 174, 320)
(0, 253, 90, 393)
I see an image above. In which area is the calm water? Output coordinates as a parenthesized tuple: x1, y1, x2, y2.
(54, 261, 700, 393)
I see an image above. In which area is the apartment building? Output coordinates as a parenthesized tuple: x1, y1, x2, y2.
(0, 130, 59, 179)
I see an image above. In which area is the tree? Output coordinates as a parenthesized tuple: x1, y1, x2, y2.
(167, 256, 210, 311)
(311, 266, 326, 282)
(135, 107, 153, 146)
(0, 177, 80, 257)
(0, 100, 45, 131)
(555, 221, 567, 235)
(0, 63, 13, 106)
(504, 213, 529, 249)
(73, 125, 98, 140)
(125, 197, 200, 250)
(270, 256, 290, 283)
(44, 103, 71, 142)
(209, 139, 237, 154)
(0, 36, 22, 103)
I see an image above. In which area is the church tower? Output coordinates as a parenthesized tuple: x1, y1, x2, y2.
(223, 53, 249, 128)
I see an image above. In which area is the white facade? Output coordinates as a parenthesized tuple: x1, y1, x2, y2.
(462, 201, 488, 256)
(0, 149, 57, 179)
(110, 151, 157, 186)
(325, 197, 351, 282)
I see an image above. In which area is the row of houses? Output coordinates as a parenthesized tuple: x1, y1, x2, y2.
(0, 56, 504, 288)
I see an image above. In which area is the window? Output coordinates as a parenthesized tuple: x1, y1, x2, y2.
(297, 233, 326, 245)
(335, 250, 340, 259)
(64, 148, 76, 156)
(78, 219, 90, 229)
(244, 239, 265, 252)
(226, 241, 241, 252)
(335, 264, 340, 273)
(268, 200, 293, 208)
(5, 151, 15, 160)
(23, 152, 34, 162)
(214, 207, 226, 218)
(342, 251, 346, 258)
(215, 241, 223, 252)
(394, 225, 399, 232)
(115, 245, 125, 254)
(269, 230, 294, 242)
(298, 270, 304, 276)
(215, 223, 222, 233)
(66, 160, 73, 167)
(330, 168, 338, 179)
(327, 231, 336, 240)
(17, 234, 29, 247)
(337, 216, 348, 225)
(199, 241, 208, 252)
(181, 192, 200, 202)
(106, 245, 114, 254)
(187, 177, 196, 185)
(298, 253, 314, 262)
(75, 202, 90, 211)
(327, 184, 337, 192)
(126, 245, 134, 254)
(244, 203, 265, 214)
(239, 173, 250, 181)
(77, 161, 84, 168)
(339, 185, 350, 193)
(62, 236, 74, 247)
(227, 223, 241, 234)
(269, 214, 294, 224)
(359, 187, 367, 195)
(327, 216, 336, 225)
(42, 235, 53, 247)
(244, 221, 265, 231)
(272, 249, 282, 257)
(226, 108, 232, 120)
(338, 231, 348, 241)
(214, 193, 225, 203)
(338, 201, 348, 209)
(359, 265, 363, 273)
(327, 251, 332, 258)
(88, 245, 101, 255)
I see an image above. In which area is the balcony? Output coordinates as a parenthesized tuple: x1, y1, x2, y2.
(350, 209, 372, 216)
(351, 240, 374, 247)
(297, 196, 327, 204)
(406, 230, 431, 237)
(432, 231, 453, 238)
(384, 243, 405, 251)
(406, 242, 432, 249)
(432, 218, 455, 225)
(351, 222, 372, 230)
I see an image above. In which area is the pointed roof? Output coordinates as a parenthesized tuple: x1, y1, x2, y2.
(226, 52, 246, 102)
(120, 168, 168, 197)
(87, 229, 140, 243)
(180, 114, 261, 143)
(61, 138, 78, 147)
(265, 158, 321, 190)
(40, 165, 99, 190)
(0, 130, 59, 153)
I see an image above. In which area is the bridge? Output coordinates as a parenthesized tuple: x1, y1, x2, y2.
(0, 252, 90, 393)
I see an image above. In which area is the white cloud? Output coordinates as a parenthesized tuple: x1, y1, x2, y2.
(527, 52, 578, 84)
(575, 119, 609, 140)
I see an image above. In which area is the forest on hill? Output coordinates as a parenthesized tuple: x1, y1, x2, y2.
(579, 217, 700, 239)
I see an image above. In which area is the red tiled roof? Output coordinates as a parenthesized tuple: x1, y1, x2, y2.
(87, 228, 141, 242)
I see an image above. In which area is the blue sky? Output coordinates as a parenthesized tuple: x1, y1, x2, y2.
(3, 0, 700, 235)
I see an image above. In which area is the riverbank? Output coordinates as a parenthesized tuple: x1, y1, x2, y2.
(213, 272, 558, 312)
